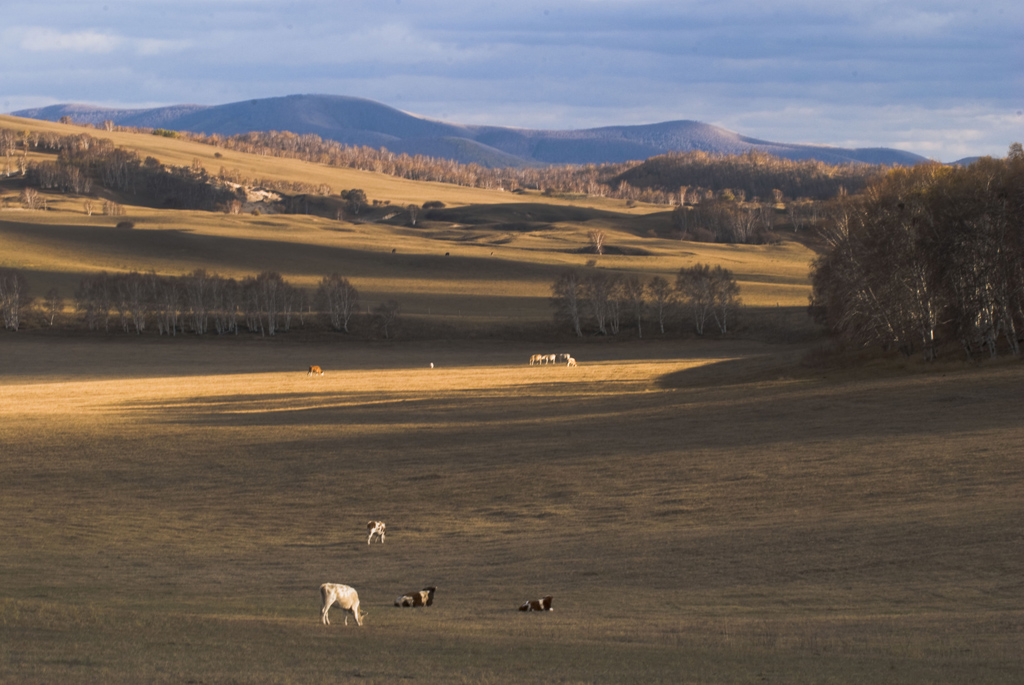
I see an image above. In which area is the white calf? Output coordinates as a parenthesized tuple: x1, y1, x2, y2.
(320, 583, 365, 626)
(367, 520, 386, 545)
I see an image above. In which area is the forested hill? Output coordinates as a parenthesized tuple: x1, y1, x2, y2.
(13, 94, 927, 168)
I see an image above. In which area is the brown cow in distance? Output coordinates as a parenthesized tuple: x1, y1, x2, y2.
(308, 365, 324, 376)
(367, 520, 386, 544)
(395, 586, 437, 607)
(519, 596, 553, 612)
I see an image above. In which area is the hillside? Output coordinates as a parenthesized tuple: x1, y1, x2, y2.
(0, 113, 817, 339)
(13, 94, 928, 168)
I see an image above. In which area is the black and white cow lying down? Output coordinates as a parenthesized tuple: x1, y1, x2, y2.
(395, 586, 437, 607)
(519, 596, 553, 612)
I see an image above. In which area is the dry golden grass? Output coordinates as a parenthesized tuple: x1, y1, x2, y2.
(1, 337, 1022, 683)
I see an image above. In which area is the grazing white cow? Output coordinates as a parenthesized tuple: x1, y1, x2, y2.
(566, 357, 577, 367)
(394, 586, 437, 607)
(308, 365, 324, 376)
(367, 520, 386, 545)
(320, 583, 365, 626)
(529, 354, 543, 365)
(519, 596, 554, 612)
(546, 354, 557, 364)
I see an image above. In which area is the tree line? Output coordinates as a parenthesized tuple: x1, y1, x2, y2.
(10, 121, 878, 208)
(810, 145, 1024, 360)
(613, 149, 878, 202)
(550, 264, 741, 338)
(3, 262, 742, 341)
(0, 268, 407, 338)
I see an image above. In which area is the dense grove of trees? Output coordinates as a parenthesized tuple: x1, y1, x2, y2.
(551, 264, 740, 337)
(18, 132, 234, 210)
(0, 267, 424, 341)
(614, 150, 877, 202)
(810, 146, 1024, 360)
(671, 195, 785, 244)
(72, 269, 308, 336)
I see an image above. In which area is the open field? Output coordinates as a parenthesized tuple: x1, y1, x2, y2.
(1, 336, 1022, 683)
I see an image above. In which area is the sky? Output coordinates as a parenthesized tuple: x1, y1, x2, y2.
(2, 0, 1021, 163)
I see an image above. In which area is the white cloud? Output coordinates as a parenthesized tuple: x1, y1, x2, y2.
(20, 27, 121, 53)
(134, 38, 191, 56)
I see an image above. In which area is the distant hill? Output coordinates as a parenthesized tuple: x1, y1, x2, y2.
(13, 94, 928, 168)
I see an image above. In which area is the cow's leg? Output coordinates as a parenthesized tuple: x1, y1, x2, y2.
(321, 604, 331, 625)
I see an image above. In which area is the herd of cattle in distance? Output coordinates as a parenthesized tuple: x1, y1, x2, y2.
(529, 353, 576, 367)
(307, 354, 578, 379)
(319, 520, 554, 627)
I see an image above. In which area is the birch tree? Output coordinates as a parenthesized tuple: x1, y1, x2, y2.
(551, 269, 584, 337)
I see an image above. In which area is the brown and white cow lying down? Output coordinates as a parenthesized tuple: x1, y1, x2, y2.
(394, 586, 437, 607)
(308, 365, 324, 376)
(320, 583, 365, 626)
(519, 596, 554, 612)
(367, 520, 386, 545)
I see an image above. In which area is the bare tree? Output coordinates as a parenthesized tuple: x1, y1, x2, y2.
(372, 300, 400, 339)
(75, 272, 113, 332)
(152, 273, 182, 336)
(551, 269, 585, 337)
(583, 271, 614, 335)
(606, 274, 625, 335)
(0, 268, 30, 331)
(709, 266, 741, 333)
(623, 275, 646, 338)
(20, 187, 42, 210)
(115, 271, 151, 334)
(41, 288, 63, 327)
(103, 200, 125, 216)
(588, 229, 606, 255)
(648, 276, 673, 334)
(316, 273, 360, 332)
(183, 269, 214, 334)
(676, 264, 717, 335)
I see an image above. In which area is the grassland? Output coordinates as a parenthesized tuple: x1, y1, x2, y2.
(1, 116, 1022, 682)
(1, 337, 1022, 683)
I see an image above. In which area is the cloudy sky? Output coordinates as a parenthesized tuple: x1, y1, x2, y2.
(2, 0, 1021, 162)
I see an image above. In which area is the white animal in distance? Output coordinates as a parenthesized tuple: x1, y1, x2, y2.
(319, 583, 365, 626)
